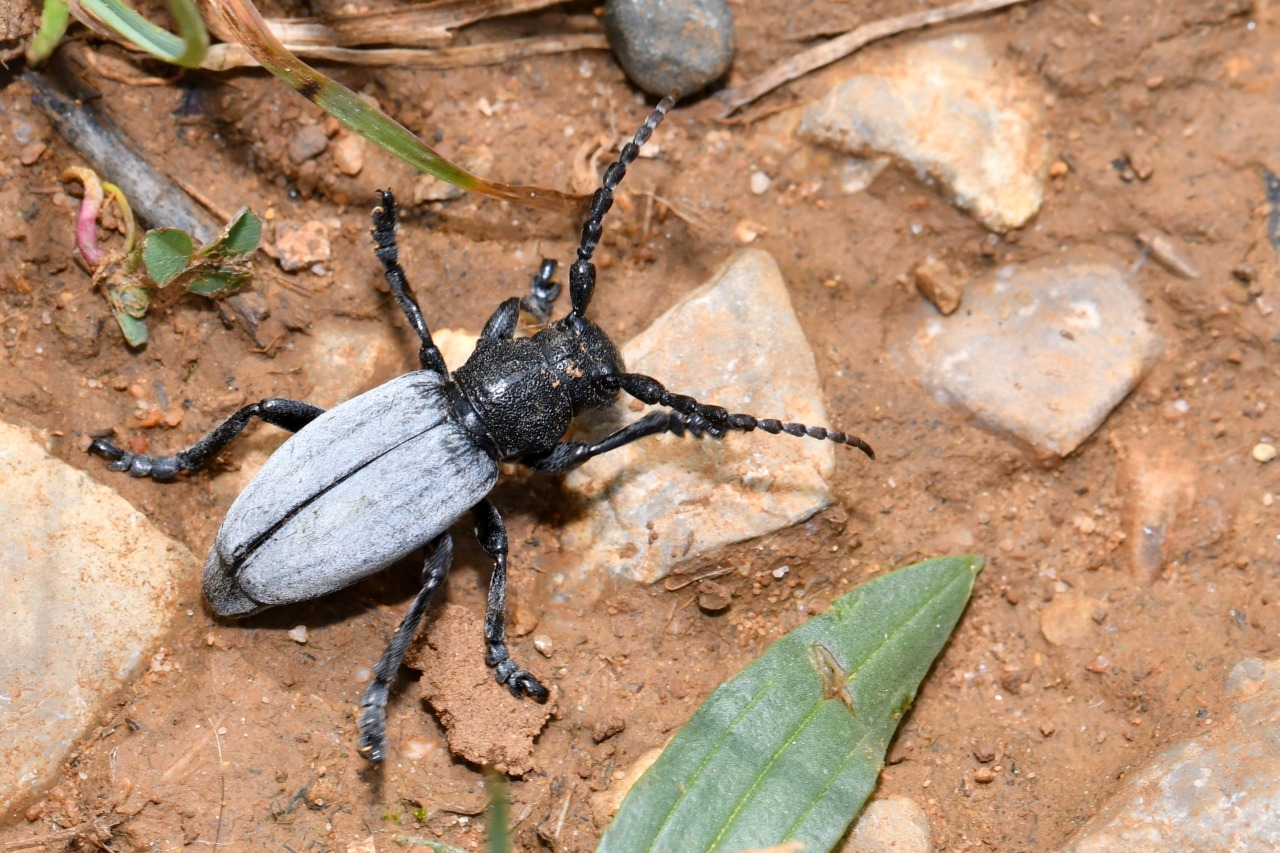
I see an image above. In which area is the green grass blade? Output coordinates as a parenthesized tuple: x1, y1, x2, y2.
(597, 555, 983, 853)
(210, 0, 577, 213)
(79, 0, 209, 67)
(27, 0, 71, 65)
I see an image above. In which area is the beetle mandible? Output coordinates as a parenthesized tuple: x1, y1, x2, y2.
(88, 95, 874, 762)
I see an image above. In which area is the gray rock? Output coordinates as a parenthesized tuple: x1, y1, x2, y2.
(289, 124, 329, 164)
(903, 256, 1160, 457)
(841, 795, 933, 853)
(1060, 657, 1280, 852)
(0, 422, 198, 814)
(800, 33, 1049, 232)
(560, 249, 836, 586)
(604, 0, 735, 97)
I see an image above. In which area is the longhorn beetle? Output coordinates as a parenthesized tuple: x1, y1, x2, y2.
(88, 95, 874, 762)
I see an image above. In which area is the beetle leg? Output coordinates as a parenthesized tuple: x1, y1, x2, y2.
(371, 189, 449, 376)
(87, 398, 325, 480)
(521, 259, 560, 323)
(357, 532, 454, 763)
(480, 259, 561, 341)
(479, 297, 521, 341)
(472, 499, 550, 701)
(614, 372, 876, 459)
(521, 410, 721, 473)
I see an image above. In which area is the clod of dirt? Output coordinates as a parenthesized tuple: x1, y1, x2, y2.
(1039, 593, 1105, 647)
(914, 257, 964, 315)
(273, 220, 331, 272)
(406, 604, 556, 776)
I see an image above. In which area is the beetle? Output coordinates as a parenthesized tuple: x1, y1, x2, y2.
(88, 95, 874, 762)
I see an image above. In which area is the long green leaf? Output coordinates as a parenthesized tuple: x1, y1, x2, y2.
(597, 555, 983, 853)
(210, 0, 577, 213)
(79, 0, 209, 67)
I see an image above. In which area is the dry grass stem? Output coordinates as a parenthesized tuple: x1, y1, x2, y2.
(203, 32, 608, 71)
(713, 0, 1035, 117)
(262, 0, 566, 48)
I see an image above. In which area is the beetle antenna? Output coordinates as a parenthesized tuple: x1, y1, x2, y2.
(616, 372, 875, 459)
(568, 93, 677, 320)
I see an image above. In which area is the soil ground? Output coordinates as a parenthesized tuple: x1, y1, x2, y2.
(2, 1, 1279, 850)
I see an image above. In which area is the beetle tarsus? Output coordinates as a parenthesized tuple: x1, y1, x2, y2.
(87, 399, 326, 481)
(491, 651, 551, 700)
(372, 189, 449, 376)
(521, 259, 560, 323)
(356, 533, 454, 763)
(88, 438, 184, 480)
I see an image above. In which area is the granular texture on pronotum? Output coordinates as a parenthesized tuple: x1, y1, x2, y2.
(88, 95, 874, 762)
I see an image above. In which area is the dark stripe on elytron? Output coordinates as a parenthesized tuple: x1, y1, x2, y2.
(229, 384, 452, 572)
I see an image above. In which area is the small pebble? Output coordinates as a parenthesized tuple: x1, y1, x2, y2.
(1254, 443, 1277, 463)
(332, 133, 365, 176)
(275, 221, 332, 272)
(603, 0, 736, 96)
(914, 257, 963, 315)
(973, 742, 996, 763)
(733, 220, 763, 243)
(289, 125, 329, 164)
(772, 565, 790, 579)
(288, 625, 308, 644)
(19, 143, 46, 166)
(749, 171, 771, 195)
(973, 766, 995, 784)
(533, 635, 555, 657)
(697, 579, 732, 614)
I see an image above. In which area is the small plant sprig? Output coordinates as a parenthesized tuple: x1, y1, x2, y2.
(28, 0, 208, 67)
(28, 0, 577, 212)
(62, 168, 259, 346)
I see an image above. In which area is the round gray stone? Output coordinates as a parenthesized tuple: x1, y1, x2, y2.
(604, 0, 735, 96)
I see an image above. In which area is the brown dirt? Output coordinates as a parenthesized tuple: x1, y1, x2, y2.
(1, 1, 1279, 850)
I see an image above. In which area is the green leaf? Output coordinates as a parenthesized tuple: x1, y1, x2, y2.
(105, 284, 151, 346)
(213, 0, 577, 213)
(597, 555, 983, 853)
(486, 773, 510, 853)
(26, 0, 71, 65)
(198, 207, 260, 259)
(184, 267, 249, 297)
(78, 0, 208, 67)
(142, 228, 194, 286)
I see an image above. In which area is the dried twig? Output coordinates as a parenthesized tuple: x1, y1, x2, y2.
(713, 0, 1034, 118)
(257, 0, 567, 48)
(203, 31, 608, 71)
(26, 63, 218, 241)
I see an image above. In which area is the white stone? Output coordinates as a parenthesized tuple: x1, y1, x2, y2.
(560, 249, 837, 585)
(903, 256, 1160, 457)
(841, 795, 933, 853)
(800, 33, 1049, 232)
(1060, 658, 1280, 852)
(0, 422, 198, 813)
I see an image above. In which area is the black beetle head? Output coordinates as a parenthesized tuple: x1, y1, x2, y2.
(537, 315, 625, 415)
